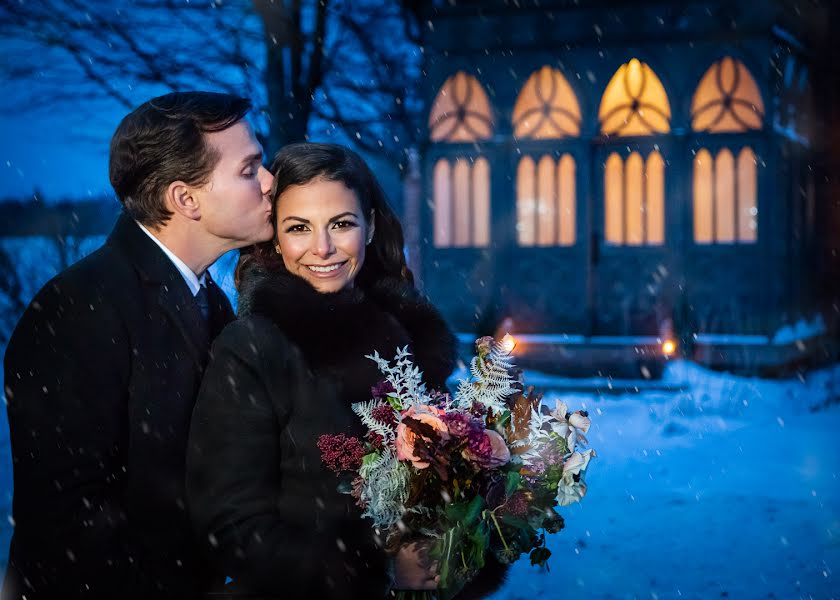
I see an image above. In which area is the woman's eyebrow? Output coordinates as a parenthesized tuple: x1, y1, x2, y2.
(329, 212, 360, 222)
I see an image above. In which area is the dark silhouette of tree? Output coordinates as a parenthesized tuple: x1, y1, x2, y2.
(0, 0, 424, 158)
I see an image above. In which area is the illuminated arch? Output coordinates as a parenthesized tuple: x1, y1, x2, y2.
(513, 66, 581, 139)
(599, 59, 671, 136)
(429, 72, 494, 142)
(691, 57, 764, 132)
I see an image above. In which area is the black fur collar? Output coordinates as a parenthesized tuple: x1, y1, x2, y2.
(237, 267, 457, 389)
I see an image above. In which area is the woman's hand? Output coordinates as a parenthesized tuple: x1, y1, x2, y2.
(393, 539, 440, 590)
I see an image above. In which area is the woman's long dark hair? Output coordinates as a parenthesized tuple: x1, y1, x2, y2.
(236, 142, 413, 290)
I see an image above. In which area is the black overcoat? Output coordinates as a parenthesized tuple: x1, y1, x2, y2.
(186, 268, 458, 599)
(2, 213, 233, 599)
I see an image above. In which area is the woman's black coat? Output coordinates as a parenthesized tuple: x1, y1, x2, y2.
(186, 269, 457, 598)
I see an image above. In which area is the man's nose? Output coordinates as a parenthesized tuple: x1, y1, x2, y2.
(258, 165, 274, 195)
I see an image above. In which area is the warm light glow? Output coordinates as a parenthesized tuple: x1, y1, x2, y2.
(599, 58, 671, 136)
(453, 159, 471, 246)
(433, 157, 491, 248)
(516, 157, 536, 246)
(605, 153, 623, 244)
(715, 149, 735, 243)
(501, 333, 516, 354)
(517, 154, 576, 247)
(513, 66, 581, 139)
(737, 148, 757, 242)
(693, 149, 713, 243)
(692, 57, 764, 132)
(433, 159, 451, 247)
(646, 151, 665, 245)
(693, 147, 758, 244)
(558, 155, 576, 246)
(662, 340, 677, 356)
(429, 72, 494, 142)
(473, 158, 491, 247)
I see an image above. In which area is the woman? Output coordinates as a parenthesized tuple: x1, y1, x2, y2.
(186, 143, 458, 598)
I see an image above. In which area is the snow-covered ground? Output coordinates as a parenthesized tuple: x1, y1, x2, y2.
(1, 360, 838, 599)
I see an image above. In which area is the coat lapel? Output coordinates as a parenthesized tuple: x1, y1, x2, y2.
(107, 213, 212, 370)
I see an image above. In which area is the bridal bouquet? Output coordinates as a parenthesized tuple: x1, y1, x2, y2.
(317, 335, 595, 599)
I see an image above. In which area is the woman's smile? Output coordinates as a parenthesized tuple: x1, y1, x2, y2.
(305, 261, 348, 276)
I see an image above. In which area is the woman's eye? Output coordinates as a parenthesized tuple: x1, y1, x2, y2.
(286, 224, 308, 233)
(333, 220, 357, 229)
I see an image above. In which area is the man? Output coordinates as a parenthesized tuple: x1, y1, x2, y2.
(2, 92, 274, 599)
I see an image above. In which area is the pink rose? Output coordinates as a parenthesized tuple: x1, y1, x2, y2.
(395, 405, 449, 469)
(463, 429, 511, 468)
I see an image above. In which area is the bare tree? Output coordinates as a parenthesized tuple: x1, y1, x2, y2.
(0, 0, 424, 157)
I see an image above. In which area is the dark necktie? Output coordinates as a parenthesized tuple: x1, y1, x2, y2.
(195, 283, 210, 323)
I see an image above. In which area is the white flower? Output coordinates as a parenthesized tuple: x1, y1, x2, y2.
(568, 412, 591, 434)
(548, 400, 590, 452)
(556, 480, 587, 506)
(562, 449, 595, 476)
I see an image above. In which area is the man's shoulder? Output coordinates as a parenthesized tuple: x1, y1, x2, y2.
(39, 241, 138, 301)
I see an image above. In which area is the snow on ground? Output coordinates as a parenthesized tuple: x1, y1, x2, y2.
(484, 360, 840, 600)
(1, 360, 838, 599)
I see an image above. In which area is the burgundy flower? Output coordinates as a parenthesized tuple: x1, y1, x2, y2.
(499, 491, 529, 517)
(317, 433, 366, 474)
(370, 403, 397, 428)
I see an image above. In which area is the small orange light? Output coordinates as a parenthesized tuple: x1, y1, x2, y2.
(662, 340, 676, 356)
(500, 333, 516, 354)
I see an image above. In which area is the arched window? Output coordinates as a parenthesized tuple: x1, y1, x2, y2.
(599, 59, 671, 136)
(693, 147, 757, 243)
(428, 72, 494, 142)
(604, 151, 665, 245)
(512, 66, 581, 139)
(691, 57, 764, 132)
(432, 157, 490, 247)
(515, 154, 576, 246)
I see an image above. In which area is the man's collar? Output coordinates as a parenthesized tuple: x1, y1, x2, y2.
(135, 221, 206, 296)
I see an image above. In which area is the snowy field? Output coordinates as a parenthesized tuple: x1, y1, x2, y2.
(1, 359, 839, 599)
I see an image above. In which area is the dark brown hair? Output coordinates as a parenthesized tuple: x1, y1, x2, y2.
(236, 142, 413, 289)
(109, 91, 252, 227)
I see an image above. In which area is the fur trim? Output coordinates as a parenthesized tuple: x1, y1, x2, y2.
(238, 267, 457, 390)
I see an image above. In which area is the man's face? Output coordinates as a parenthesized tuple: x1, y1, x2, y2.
(195, 120, 274, 248)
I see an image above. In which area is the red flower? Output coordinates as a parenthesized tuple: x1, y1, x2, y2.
(317, 433, 366, 474)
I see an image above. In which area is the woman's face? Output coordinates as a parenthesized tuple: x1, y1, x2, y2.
(274, 178, 373, 293)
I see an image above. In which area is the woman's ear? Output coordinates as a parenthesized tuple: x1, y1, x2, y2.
(366, 210, 376, 245)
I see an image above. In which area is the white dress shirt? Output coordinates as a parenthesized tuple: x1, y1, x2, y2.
(136, 221, 206, 296)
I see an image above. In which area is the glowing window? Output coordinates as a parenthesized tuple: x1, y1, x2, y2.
(691, 57, 764, 132)
(603, 151, 665, 245)
(432, 157, 490, 247)
(516, 154, 577, 246)
(513, 66, 581, 139)
(599, 59, 671, 136)
(429, 72, 494, 142)
(693, 147, 757, 244)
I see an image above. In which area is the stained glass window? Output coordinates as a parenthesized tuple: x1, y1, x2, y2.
(432, 157, 491, 247)
(691, 57, 764, 132)
(513, 66, 581, 139)
(516, 154, 576, 246)
(599, 59, 671, 136)
(429, 72, 494, 142)
(604, 151, 665, 245)
(693, 147, 758, 243)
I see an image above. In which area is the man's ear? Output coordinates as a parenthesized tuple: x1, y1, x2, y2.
(165, 181, 202, 221)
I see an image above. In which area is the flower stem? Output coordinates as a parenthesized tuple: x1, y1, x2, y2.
(489, 511, 510, 553)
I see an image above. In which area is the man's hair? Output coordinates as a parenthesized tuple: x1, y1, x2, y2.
(109, 91, 252, 227)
